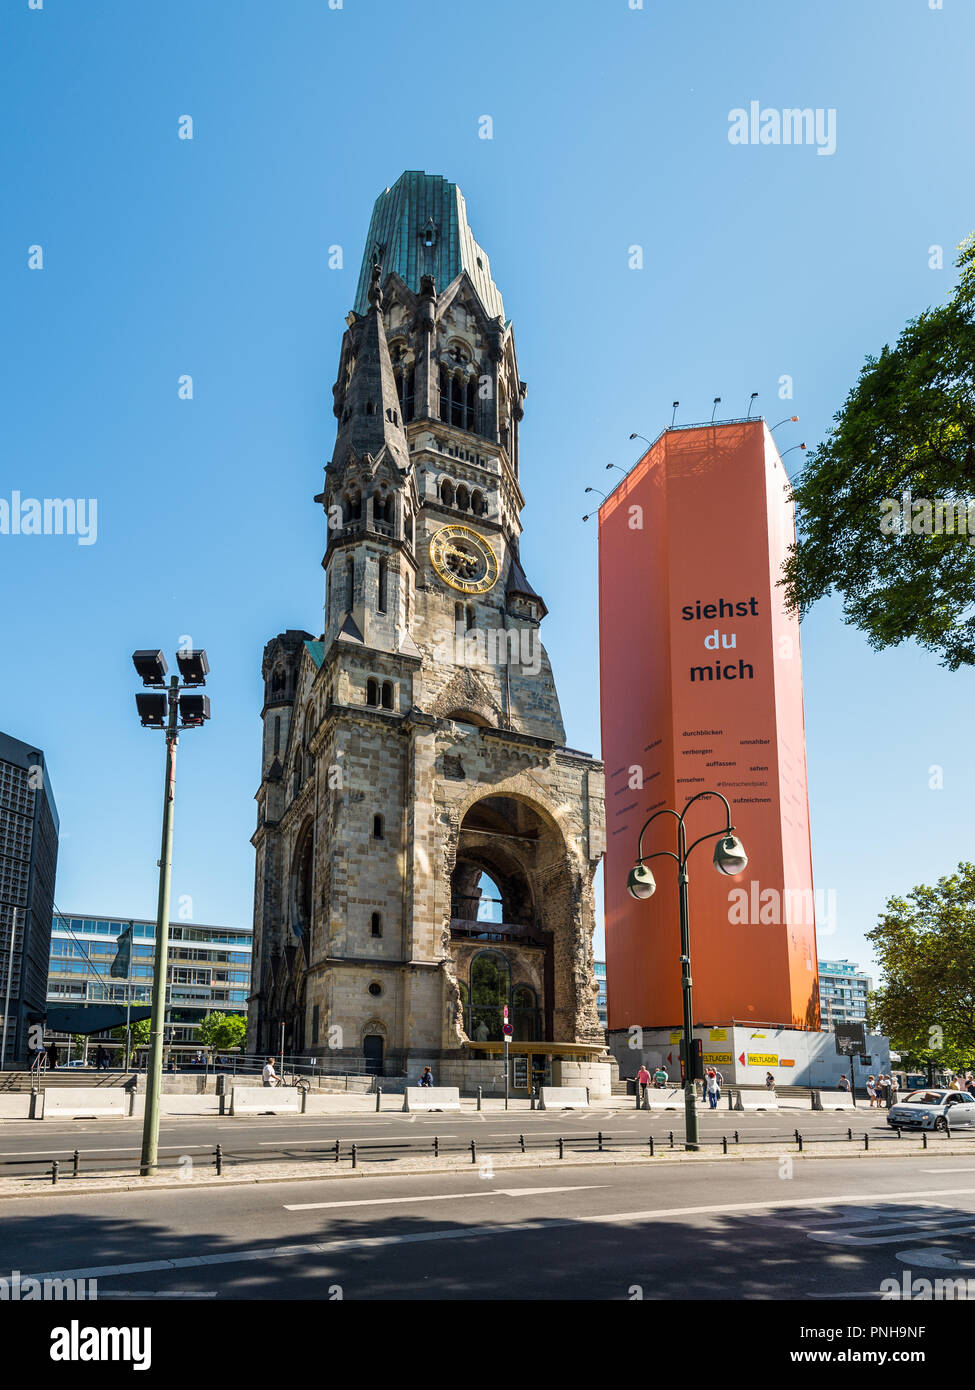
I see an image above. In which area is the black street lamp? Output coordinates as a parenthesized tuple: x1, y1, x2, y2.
(626, 790, 747, 1150)
(131, 647, 211, 1176)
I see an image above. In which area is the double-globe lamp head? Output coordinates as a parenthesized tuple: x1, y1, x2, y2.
(626, 834, 748, 900)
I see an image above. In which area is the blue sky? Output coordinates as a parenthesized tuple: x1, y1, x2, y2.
(2, 0, 973, 978)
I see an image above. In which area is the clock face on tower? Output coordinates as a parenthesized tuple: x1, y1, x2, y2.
(429, 524, 500, 594)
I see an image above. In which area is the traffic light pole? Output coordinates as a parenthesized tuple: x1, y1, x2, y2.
(139, 677, 179, 1176)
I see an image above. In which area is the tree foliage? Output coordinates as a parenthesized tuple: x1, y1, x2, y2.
(197, 1012, 246, 1053)
(110, 1018, 151, 1046)
(866, 862, 975, 1068)
(783, 238, 975, 668)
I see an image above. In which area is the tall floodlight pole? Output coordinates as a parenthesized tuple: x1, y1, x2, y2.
(132, 648, 210, 1176)
(626, 790, 749, 1153)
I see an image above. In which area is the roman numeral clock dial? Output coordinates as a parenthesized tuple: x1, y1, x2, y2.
(429, 524, 499, 594)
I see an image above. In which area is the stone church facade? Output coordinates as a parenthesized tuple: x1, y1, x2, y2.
(248, 172, 606, 1082)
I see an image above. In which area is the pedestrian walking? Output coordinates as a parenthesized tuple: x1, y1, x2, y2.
(420, 1066, 434, 1088)
(636, 1065, 651, 1108)
(706, 1068, 720, 1109)
(94, 1045, 107, 1071)
(878, 1074, 892, 1109)
(714, 1069, 724, 1100)
(262, 1056, 281, 1087)
(838, 1073, 851, 1092)
(764, 1070, 775, 1090)
(46, 1042, 58, 1071)
(866, 1075, 878, 1107)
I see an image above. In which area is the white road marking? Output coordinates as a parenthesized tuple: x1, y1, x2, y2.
(26, 1187, 975, 1285)
(283, 1184, 606, 1211)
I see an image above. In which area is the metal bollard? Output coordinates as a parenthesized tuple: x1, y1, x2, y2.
(794, 1129, 800, 1145)
(434, 1136, 439, 1158)
(895, 1123, 902, 1139)
(922, 1130, 928, 1149)
(669, 1130, 674, 1149)
(530, 1085, 535, 1111)
(597, 1131, 603, 1153)
(558, 1137, 564, 1160)
(946, 1120, 952, 1139)
(51, 1160, 59, 1185)
(847, 1127, 853, 1141)
(375, 1087, 382, 1112)
(797, 1132, 803, 1152)
(352, 1144, 357, 1169)
(864, 1132, 869, 1150)
(519, 1133, 526, 1153)
(470, 1139, 477, 1165)
(635, 1086, 641, 1111)
(734, 1130, 739, 1144)
(649, 1135, 654, 1157)
(334, 1138, 340, 1163)
(722, 1135, 727, 1154)
(477, 1086, 483, 1112)
(73, 1149, 80, 1179)
(586, 1087, 590, 1105)
(215, 1144, 222, 1175)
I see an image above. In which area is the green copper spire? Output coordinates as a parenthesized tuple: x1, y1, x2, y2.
(353, 171, 505, 320)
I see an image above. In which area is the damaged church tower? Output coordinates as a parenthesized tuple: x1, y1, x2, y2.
(248, 172, 606, 1091)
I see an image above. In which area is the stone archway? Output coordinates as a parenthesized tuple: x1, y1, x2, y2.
(443, 785, 600, 1047)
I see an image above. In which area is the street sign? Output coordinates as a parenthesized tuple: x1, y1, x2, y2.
(834, 1022, 866, 1057)
(502, 1023, 514, 1037)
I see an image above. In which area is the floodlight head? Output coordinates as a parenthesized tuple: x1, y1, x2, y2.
(135, 692, 168, 728)
(178, 694, 211, 727)
(627, 864, 656, 901)
(176, 648, 209, 687)
(132, 650, 168, 687)
(713, 834, 748, 877)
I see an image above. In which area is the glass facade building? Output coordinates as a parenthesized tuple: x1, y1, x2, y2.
(47, 912, 251, 1050)
(595, 960, 607, 1030)
(818, 958, 871, 1028)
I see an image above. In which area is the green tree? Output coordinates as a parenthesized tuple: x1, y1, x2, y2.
(866, 862, 975, 1070)
(782, 238, 975, 669)
(111, 1018, 151, 1047)
(197, 1012, 246, 1054)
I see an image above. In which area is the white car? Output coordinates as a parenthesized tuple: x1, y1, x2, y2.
(888, 1088, 975, 1131)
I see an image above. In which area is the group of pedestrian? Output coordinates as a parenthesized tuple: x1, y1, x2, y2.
(635, 1065, 671, 1104)
(949, 1072, 975, 1094)
(703, 1067, 724, 1107)
(865, 1073, 899, 1108)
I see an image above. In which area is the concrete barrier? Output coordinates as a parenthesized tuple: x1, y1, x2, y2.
(734, 1090, 779, 1111)
(403, 1086, 461, 1112)
(42, 1087, 130, 1119)
(645, 1088, 686, 1109)
(538, 1086, 589, 1111)
(776, 1095, 813, 1110)
(815, 1089, 856, 1111)
(230, 1086, 303, 1115)
(0, 1094, 35, 1119)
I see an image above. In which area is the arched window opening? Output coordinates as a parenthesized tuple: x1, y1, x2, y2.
(381, 680, 394, 710)
(365, 401, 376, 416)
(366, 678, 379, 707)
(373, 814, 384, 840)
(273, 715, 281, 755)
(469, 951, 510, 1042)
(465, 377, 478, 432)
(513, 985, 539, 1042)
(345, 557, 354, 611)
(396, 368, 415, 422)
(455, 601, 464, 628)
(271, 666, 286, 694)
(470, 489, 484, 517)
(371, 912, 383, 938)
(466, 605, 476, 630)
(344, 490, 361, 523)
(440, 478, 454, 508)
(377, 557, 388, 613)
(439, 366, 450, 422)
(456, 484, 469, 511)
(450, 374, 464, 429)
